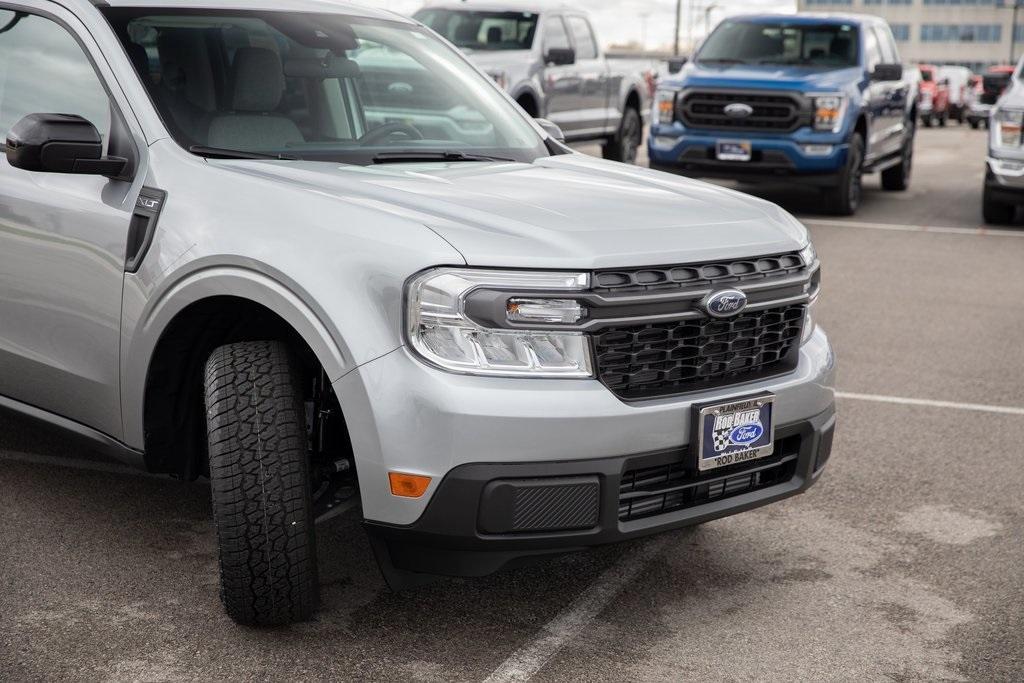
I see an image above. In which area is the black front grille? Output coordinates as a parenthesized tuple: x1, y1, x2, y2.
(594, 304, 805, 400)
(593, 253, 804, 295)
(619, 436, 801, 522)
(680, 91, 805, 131)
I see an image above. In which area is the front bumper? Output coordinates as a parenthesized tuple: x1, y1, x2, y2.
(334, 327, 835, 523)
(647, 124, 848, 185)
(365, 403, 835, 581)
(969, 103, 993, 121)
(986, 156, 1024, 203)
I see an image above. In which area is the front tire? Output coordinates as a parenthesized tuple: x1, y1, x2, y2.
(603, 107, 642, 164)
(970, 119, 981, 130)
(205, 340, 320, 626)
(825, 134, 864, 216)
(982, 185, 1016, 225)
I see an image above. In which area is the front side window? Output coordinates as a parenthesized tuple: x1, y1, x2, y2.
(567, 17, 597, 60)
(698, 21, 860, 68)
(413, 9, 537, 51)
(542, 15, 571, 52)
(102, 9, 548, 164)
(0, 10, 111, 144)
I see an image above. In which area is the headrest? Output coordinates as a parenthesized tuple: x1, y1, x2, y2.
(284, 55, 361, 80)
(487, 26, 502, 44)
(231, 47, 285, 112)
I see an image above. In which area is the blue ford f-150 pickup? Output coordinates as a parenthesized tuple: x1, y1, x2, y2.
(649, 13, 916, 215)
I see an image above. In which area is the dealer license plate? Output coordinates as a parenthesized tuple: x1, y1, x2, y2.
(695, 394, 775, 472)
(716, 140, 752, 162)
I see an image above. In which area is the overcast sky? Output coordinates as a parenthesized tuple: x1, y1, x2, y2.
(361, 0, 796, 50)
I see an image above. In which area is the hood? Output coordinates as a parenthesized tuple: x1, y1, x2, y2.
(209, 154, 808, 270)
(666, 63, 862, 93)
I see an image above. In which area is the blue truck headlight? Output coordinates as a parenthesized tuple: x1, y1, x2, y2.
(406, 268, 594, 377)
(810, 94, 847, 133)
(655, 89, 678, 125)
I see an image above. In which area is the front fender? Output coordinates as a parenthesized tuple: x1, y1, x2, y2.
(120, 261, 355, 449)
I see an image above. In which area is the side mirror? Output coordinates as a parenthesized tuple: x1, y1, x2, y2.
(6, 113, 127, 176)
(535, 117, 565, 143)
(545, 47, 575, 66)
(871, 63, 903, 82)
(667, 56, 688, 75)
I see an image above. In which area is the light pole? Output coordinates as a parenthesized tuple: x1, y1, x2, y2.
(704, 3, 720, 36)
(1012, 1, 1021, 64)
(674, 0, 682, 55)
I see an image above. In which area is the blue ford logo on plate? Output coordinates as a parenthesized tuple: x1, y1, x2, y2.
(704, 289, 748, 318)
(729, 423, 764, 445)
(724, 102, 753, 118)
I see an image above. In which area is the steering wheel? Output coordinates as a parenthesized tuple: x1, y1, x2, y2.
(358, 123, 424, 146)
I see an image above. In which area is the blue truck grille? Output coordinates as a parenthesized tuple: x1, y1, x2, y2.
(679, 90, 806, 132)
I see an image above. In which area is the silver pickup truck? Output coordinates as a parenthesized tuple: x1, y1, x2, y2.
(0, 0, 835, 627)
(414, 2, 648, 163)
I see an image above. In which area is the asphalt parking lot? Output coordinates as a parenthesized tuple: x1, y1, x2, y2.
(3, 125, 1023, 682)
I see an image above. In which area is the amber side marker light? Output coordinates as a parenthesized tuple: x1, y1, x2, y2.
(389, 472, 432, 498)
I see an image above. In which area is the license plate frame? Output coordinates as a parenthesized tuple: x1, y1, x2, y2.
(693, 393, 775, 473)
(716, 140, 752, 162)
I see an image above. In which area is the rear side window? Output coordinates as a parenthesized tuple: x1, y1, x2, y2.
(0, 10, 111, 143)
(567, 16, 597, 60)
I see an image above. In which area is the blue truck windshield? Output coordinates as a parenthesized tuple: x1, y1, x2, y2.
(698, 21, 860, 68)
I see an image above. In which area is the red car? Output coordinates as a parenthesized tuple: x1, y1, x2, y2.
(918, 64, 951, 127)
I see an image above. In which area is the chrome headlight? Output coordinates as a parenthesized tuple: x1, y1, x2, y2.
(655, 88, 678, 125)
(406, 268, 594, 377)
(810, 93, 847, 133)
(993, 108, 1024, 149)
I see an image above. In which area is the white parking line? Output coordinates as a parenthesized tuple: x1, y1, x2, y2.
(805, 218, 1024, 238)
(483, 536, 671, 683)
(836, 391, 1024, 417)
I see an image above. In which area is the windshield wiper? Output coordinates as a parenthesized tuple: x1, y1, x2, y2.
(189, 145, 297, 161)
(697, 58, 748, 65)
(371, 151, 517, 164)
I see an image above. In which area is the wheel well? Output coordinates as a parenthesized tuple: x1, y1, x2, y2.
(516, 92, 539, 117)
(854, 114, 868, 142)
(624, 89, 641, 114)
(142, 296, 348, 480)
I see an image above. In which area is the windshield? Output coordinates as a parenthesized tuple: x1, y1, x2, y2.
(101, 9, 548, 164)
(413, 9, 538, 51)
(697, 20, 859, 68)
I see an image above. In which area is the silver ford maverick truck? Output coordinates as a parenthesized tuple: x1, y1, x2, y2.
(0, 0, 836, 626)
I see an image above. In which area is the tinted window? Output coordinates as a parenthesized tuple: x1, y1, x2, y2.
(698, 21, 860, 68)
(414, 10, 538, 51)
(567, 16, 597, 60)
(543, 15, 571, 52)
(864, 26, 882, 70)
(0, 11, 111, 143)
(875, 26, 899, 63)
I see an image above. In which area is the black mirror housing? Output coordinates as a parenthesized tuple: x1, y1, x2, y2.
(545, 47, 575, 66)
(871, 63, 903, 82)
(667, 56, 687, 74)
(6, 113, 127, 176)
(534, 117, 565, 143)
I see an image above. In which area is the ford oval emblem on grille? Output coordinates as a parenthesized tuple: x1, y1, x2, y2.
(703, 289, 748, 318)
(724, 102, 754, 118)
